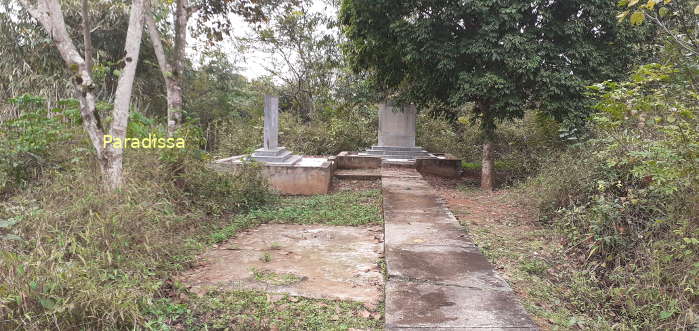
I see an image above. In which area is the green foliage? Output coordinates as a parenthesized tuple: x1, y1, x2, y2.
(0, 112, 272, 329)
(0, 95, 77, 194)
(340, 0, 637, 126)
(524, 63, 699, 329)
(418, 111, 564, 185)
(212, 108, 377, 157)
(280, 110, 377, 155)
(147, 290, 382, 330)
(235, 189, 382, 228)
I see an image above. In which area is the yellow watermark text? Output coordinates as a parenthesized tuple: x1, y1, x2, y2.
(103, 134, 186, 149)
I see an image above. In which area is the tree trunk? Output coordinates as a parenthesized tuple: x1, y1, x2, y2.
(481, 138, 494, 191)
(81, 0, 92, 73)
(165, 79, 183, 136)
(107, 0, 145, 190)
(145, 0, 187, 137)
(479, 102, 496, 192)
(20, 0, 146, 191)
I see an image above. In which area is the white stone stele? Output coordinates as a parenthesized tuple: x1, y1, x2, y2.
(250, 95, 301, 165)
(362, 102, 433, 160)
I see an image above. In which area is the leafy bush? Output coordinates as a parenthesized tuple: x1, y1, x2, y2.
(524, 64, 699, 329)
(180, 161, 271, 215)
(280, 110, 377, 155)
(211, 108, 377, 157)
(0, 95, 78, 194)
(418, 111, 563, 185)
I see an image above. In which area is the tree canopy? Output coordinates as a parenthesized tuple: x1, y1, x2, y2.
(340, 0, 638, 127)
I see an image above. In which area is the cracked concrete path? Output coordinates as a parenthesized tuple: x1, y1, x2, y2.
(382, 168, 537, 330)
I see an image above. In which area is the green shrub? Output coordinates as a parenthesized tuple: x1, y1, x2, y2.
(280, 111, 377, 155)
(418, 110, 563, 185)
(0, 95, 78, 194)
(523, 64, 699, 329)
(0, 113, 272, 329)
(180, 161, 271, 215)
(211, 109, 377, 157)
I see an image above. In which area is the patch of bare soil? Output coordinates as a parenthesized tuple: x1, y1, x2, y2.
(330, 178, 381, 192)
(423, 174, 565, 330)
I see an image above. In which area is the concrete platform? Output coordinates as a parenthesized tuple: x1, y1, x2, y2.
(179, 224, 384, 305)
(381, 168, 536, 330)
(213, 155, 333, 195)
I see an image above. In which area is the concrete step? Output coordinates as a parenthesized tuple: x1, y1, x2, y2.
(370, 145, 428, 152)
(333, 169, 381, 180)
(382, 159, 416, 168)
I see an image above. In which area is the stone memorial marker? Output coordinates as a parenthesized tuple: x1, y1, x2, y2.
(365, 101, 430, 159)
(250, 95, 301, 164)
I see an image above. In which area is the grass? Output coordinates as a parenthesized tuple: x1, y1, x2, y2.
(251, 268, 302, 286)
(207, 189, 382, 245)
(218, 189, 382, 235)
(147, 290, 383, 330)
(0, 124, 384, 329)
(443, 187, 623, 329)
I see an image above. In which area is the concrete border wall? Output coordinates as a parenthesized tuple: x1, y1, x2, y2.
(211, 157, 332, 195)
(416, 154, 462, 178)
(336, 152, 382, 169)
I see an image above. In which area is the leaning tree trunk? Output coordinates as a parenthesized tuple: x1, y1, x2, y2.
(479, 103, 496, 192)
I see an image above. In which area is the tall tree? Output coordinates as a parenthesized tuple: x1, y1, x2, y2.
(19, 0, 146, 190)
(145, 0, 283, 135)
(248, 0, 340, 119)
(340, 0, 635, 190)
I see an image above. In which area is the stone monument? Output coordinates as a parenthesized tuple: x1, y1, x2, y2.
(364, 102, 431, 159)
(250, 95, 301, 165)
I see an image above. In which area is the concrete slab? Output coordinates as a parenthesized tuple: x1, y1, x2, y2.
(386, 245, 510, 290)
(179, 224, 384, 305)
(385, 280, 537, 329)
(384, 221, 474, 249)
(336, 152, 382, 169)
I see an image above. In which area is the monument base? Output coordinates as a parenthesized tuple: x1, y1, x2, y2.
(250, 147, 302, 165)
(362, 145, 432, 160)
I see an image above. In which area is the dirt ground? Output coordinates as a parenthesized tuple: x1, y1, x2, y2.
(423, 174, 566, 330)
(330, 178, 381, 192)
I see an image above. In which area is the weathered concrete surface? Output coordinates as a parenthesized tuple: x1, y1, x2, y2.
(386, 280, 536, 330)
(382, 168, 536, 330)
(336, 151, 382, 169)
(179, 224, 384, 305)
(212, 156, 333, 195)
(416, 154, 463, 178)
(334, 169, 382, 180)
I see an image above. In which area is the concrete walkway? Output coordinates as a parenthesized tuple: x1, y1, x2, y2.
(382, 168, 537, 330)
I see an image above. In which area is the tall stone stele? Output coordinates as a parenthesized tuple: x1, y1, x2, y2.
(364, 101, 430, 159)
(250, 95, 301, 164)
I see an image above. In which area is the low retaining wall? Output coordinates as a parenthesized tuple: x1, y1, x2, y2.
(416, 154, 462, 178)
(336, 152, 382, 169)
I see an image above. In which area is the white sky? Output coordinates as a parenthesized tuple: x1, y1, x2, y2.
(187, 0, 337, 80)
